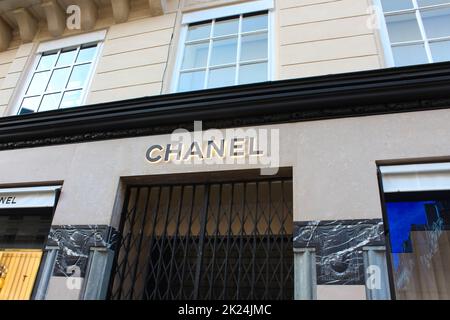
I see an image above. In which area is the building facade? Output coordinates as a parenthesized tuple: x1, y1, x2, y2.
(0, 0, 449, 300)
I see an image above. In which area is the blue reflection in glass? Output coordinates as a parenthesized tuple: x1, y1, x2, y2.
(386, 201, 434, 268)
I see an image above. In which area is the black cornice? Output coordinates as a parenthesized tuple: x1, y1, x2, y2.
(1, 62, 450, 150)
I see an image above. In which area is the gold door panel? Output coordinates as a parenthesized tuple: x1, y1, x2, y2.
(0, 250, 43, 300)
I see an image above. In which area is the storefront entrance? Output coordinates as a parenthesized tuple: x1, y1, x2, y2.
(380, 163, 450, 300)
(0, 208, 54, 300)
(0, 250, 43, 300)
(0, 186, 59, 300)
(109, 173, 294, 300)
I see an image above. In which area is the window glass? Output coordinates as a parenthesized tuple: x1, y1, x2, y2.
(20, 96, 41, 114)
(386, 14, 422, 42)
(60, 90, 83, 109)
(36, 53, 57, 71)
(381, 1, 450, 66)
(178, 70, 205, 92)
(385, 192, 450, 299)
(242, 13, 268, 32)
(417, 0, 450, 7)
(76, 45, 97, 63)
(67, 64, 90, 89)
(214, 17, 239, 37)
(18, 43, 98, 115)
(182, 42, 209, 69)
(239, 63, 267, 85)
(56, 49, 77, 67)
(187, 23, 211, 41)
(430, 40, 450, 62)
(208, 66, 236, 88)
(210, 38, 238, 66)
(241, 33, 268, 62)
(46, 68, 70, 92)
(421, 7, 450, 38)
(381, 0, 414, 12)
(39, 93, 62, 112)
(26, 72, 50, 96)
(392, 44, 429, 66)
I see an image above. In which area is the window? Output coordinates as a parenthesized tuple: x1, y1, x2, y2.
(18, 43, 99, 115)
(175, 11, 271, 92)
(384, 192, 450, 299)
(378, 0, 450, 67)
(379, 163, 450, 299)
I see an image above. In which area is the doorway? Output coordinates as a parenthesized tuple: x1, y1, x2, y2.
(109, 173, 294, 300)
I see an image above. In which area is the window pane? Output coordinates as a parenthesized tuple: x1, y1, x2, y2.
(26, 71, 50, 95)
(67, 64, 91, 89)
(46, 67, 70, 92)
(210, 38, 237, 66)
(214, 17, 239, 37)
(178, 70, 205, 92)
(208, 66, 236, 88)
(76, 45, 97, 63)
(242, 13, 268, 32)
(386, 13, 422, 42)
(20, 96, 41, 114)
(430, 40, 450, 62)
(187, 23, 211, 41)
(380, 0, 413, 12)
(56, 49, 77, 67)
(39, 93, 62, 112)
(60, 90, 83, 109)
(385, 195, 450, 300)
(36, 53, 57, 71)
(392, 43, 429, 66)
(239, 63, 267, 85)
(240, 33, 268, 62)
(182, 42, 209, 69)
(417, 0, 450, 7)
(421, 7, 450, 38)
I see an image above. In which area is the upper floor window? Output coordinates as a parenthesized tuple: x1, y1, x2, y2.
(378, 0, 450, 67)
(176, 11, 270, 93)
(173, 0, 274, 93)
(18, 43, 99, 115)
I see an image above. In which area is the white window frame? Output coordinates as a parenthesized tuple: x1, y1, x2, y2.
(171, 0, 275, 93)
(380, 162, 450, 192)
(12, 30, 106, 115)
(374, 0, 450, 67)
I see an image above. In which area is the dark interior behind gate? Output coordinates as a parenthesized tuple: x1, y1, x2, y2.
(109, 174, 294, 300)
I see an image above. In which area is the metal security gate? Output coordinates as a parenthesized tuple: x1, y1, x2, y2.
(109, 177, 293, 300)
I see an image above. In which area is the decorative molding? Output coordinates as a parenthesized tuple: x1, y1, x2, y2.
(12, 8, 38, 43)
(76, 0, 98, 31)
(149, 0, 165, 16)
(1, 62, 450, 151)
(294, 219, 385, 285)
(111, 0, 130, 23)
(41, 0, 66, 37)
(47, 225, 119, 277)
(0, 17, 12, 51)
(0, 0, 167, 52)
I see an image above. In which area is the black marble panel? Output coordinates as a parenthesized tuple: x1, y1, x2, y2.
(48, 225, 119, 277)
(294, 219, 385, 285)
